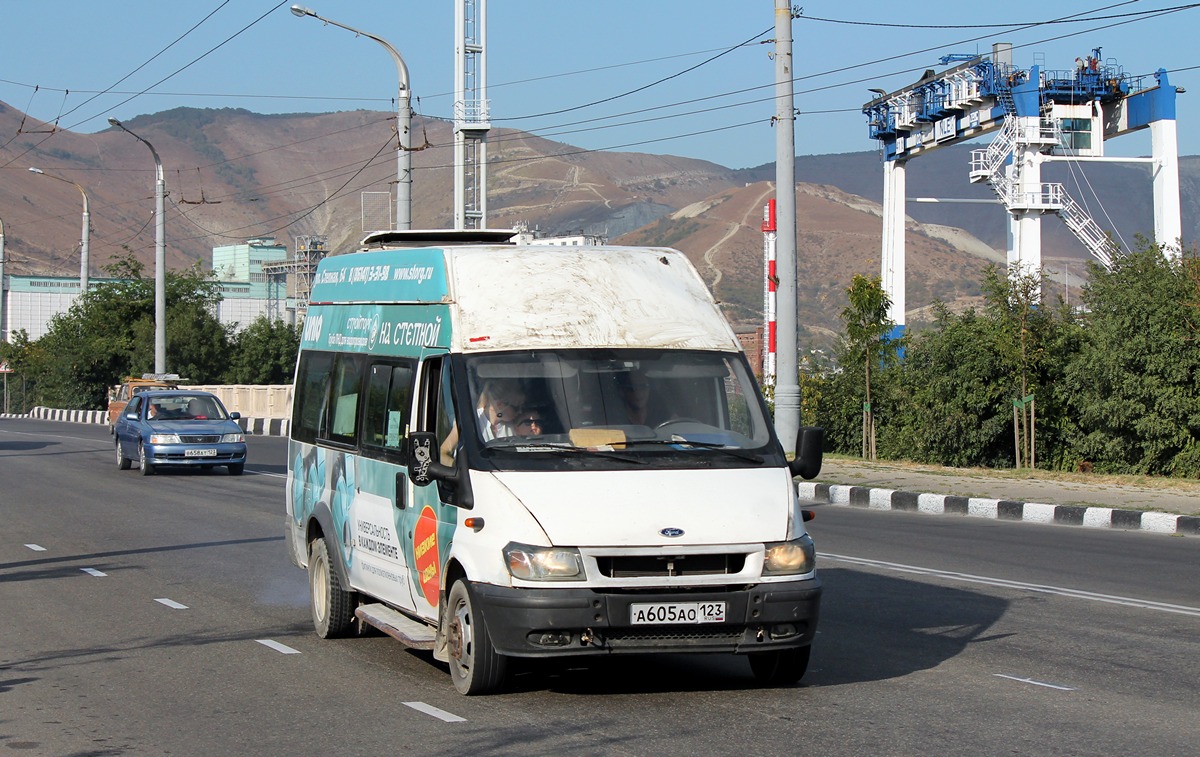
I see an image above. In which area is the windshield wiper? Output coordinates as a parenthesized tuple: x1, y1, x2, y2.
(623, 438, 765, 463)
(489, 441, 648, 464)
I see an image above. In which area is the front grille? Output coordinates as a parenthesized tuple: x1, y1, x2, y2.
(595, 553, 745, 578)
(180, 435, 222, 444)
(604, 627, 744, 646)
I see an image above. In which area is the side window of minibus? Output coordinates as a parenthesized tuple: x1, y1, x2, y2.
(362, 360, 414, 458)
(327, 354, 365, 446)
(293, 351, 333, 444)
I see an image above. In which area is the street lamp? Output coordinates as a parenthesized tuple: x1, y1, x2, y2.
(28, 167, 91, 294)
(291, 4, 411, 230)
(107, 117, 167, 374)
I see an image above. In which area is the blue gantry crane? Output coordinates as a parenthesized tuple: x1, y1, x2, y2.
(862, 43, 1182, 337)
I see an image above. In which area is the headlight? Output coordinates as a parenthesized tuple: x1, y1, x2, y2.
(149, 434, 181, 444)
(763, 533, 816, 576)
(221, 433, 245, 443)
(504, 542, 584, 581)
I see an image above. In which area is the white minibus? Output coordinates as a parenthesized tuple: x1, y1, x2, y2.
(286, 230, 824, 694)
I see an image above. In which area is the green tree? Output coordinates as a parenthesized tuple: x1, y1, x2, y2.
(884, 265, 1080, 469)
(22, 254, 230, 409)
(1062, 242, 1200, 476)
(225, 316, 301, 384)
(840, 274, 894, 459)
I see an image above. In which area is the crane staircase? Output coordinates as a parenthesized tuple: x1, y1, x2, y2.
(968, 95, 1119, 268)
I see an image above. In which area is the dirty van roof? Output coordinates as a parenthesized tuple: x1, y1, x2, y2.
(361, 229, 518, 249)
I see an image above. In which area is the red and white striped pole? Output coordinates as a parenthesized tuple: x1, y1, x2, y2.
(761, 199, 777, 386)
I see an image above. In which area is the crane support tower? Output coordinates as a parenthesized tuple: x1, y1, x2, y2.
(454, 0, 490, 229)
(863, 43, 1182, 338)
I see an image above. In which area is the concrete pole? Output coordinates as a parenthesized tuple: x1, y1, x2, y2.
(108, 118, 167, 373)
(154, 167, 166, 374)
(0, 214, 6, 342)
(773, 0, 800, 454)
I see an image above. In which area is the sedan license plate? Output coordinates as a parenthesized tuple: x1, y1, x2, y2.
(185, 448, 218, 458)
(630, 602, 726, 625)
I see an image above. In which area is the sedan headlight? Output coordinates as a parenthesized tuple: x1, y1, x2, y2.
(763, 533, 816, 576)
(149, 433, 181, 444)
(221, 432, 245, 443)
(504, 542, 584, 581)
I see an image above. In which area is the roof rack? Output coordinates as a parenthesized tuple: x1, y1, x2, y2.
(360, 228, 518, 249)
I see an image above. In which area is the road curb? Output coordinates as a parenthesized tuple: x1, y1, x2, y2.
(797, 482, 1200, 537)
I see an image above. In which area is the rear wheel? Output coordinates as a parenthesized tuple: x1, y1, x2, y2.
(309, 537, 354, 638)
(115, 440, 131, 470)
(749, 645, 811, 685)
(139, 443, 155, 476)
(447, 580, 507, 695)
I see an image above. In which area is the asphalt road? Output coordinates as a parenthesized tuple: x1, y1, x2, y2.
(2, 418, 1197, 756)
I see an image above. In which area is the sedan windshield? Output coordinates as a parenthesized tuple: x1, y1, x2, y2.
(460, 349, 776, 457)
(146, 395, 228, 421)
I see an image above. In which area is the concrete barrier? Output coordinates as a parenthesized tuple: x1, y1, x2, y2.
(5, 407, 289, 437)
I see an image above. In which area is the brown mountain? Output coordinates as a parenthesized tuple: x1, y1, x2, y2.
(0, 102, 1101, 349)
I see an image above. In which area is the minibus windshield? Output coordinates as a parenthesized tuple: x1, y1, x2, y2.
(460, 349, 775, 454)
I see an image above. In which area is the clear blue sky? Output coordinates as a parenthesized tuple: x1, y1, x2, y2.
(1, 1, 1196, 169)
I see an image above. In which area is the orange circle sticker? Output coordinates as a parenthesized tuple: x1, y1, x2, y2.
(412, 506, 441, 606)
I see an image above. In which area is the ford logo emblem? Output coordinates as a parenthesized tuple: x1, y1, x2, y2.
(659, 527, 685, 538)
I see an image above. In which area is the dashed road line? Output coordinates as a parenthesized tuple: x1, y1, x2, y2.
(155, 598, 188, 609)
(80, 567, 107, 577)
(995, 674, 1076, 691)
(256, 639, 300, 654)
(403, 701, 466, 723)
(25, 544, 46, 551)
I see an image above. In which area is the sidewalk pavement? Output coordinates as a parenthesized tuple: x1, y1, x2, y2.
(797, 458, 1200, 537)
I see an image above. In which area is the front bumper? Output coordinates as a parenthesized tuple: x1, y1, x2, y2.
(471, 578, 821, 658)
(144, 443, 247, 467)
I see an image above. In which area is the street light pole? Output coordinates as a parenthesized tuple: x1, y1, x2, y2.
(28, 167, 90, 293)
(108, 118, 167, 374)
(291, 4, 411, 230)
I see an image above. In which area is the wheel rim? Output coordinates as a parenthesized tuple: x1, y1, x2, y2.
(116, 442, 122, 464)
(451, 595, 474, 673)
(311, 549, 329, 623)
(139, 444, 147, 468)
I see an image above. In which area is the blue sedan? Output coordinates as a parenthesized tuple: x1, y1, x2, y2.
(114, 390, 247, 476)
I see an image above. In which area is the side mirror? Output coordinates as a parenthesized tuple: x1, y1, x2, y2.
(408, 432, 457, 487)
(229, 411, 241, 420)
(788, 426, 824, 480)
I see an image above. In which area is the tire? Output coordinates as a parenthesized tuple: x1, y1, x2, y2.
(749, 645, 811, 686)
(227, 463, 244, 476)
(309, 537, 355, 638)
(116, 440, 131, 470)
(139, 443, 155, 476)
(446, 580, 507, 695)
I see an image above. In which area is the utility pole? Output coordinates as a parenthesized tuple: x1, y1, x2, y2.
(773, 0, 800, 454)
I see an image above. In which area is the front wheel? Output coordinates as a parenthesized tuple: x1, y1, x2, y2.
(116, 440, 131, 470)
(749, 645, 811, 685)
(309, 537, 354, 638)
(446, 581, 507, 695)
(139, 443, 155, 476)
(227, 463, 244, 476)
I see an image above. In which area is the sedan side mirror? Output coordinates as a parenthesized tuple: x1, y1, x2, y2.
(788, 426, 824, 480)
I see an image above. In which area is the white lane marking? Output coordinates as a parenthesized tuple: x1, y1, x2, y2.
(155, 598, 188, 609)
(25, 544, 47, 551)
(820, 553, 1200, 617)
(80, 568, 107, 577)
(403, 701, 467, 723)
(256, 639, 301, 654)
(994, 674, 1076, 691)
